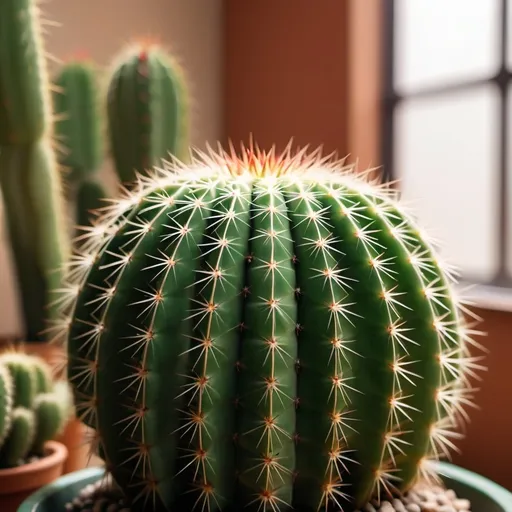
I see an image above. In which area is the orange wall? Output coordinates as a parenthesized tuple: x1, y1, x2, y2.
(451, 308, 512, 490)
(224, 0, 349, 154)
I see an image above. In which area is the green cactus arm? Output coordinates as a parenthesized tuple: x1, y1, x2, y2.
(28, 355, 53, 394)
(0, 353, 37, 408)
(0, 364, 13, 445)
(0, 147, 46, 339)
(0, 0, 70, 342)
(106, 45, 190, 186)
(148, 48, 189, 166)
(0, 143, 70, 338)
(53, 60, 103, 180)
(31, 393, 67, 454)
(0, 407, 35, 467)
(0, 0, 48, 144)
(106, 51, 147, 185)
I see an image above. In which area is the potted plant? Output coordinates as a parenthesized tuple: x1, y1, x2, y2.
(0, 0, 101, 474)
(0, 351, 73, 511)
(18, 145, 512, 511)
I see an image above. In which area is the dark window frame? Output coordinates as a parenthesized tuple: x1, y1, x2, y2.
(381, 0, 511, 287)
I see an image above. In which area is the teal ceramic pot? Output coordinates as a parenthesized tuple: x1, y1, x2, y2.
(18, 462, 512, 511)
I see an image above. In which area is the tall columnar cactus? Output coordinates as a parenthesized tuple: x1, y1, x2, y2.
(61, 146, 484, 511)
(0, 0, 70, 341)
(0, 352, 73, 468)
(106, 42, 190, 187)
(53, 59, 108, 230)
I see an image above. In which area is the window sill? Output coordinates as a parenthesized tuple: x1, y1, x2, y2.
(457, 282, 512, 313)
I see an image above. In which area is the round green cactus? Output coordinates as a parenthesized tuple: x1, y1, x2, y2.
(62, 146, 484, 511)
(0, 352, 73, 467)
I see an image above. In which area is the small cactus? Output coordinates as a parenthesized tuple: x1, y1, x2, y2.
(53, 58, 108, 230)
(0, 352, 73, 468)
(106, 42, 190, 187)
(61, 145, 484, 511)
(0, 0, 70, 341)
(0, 364, 13, 445)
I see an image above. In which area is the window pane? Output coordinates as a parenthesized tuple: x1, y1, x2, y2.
(394, 86, 500, 282)
(394, 0, 501, 94)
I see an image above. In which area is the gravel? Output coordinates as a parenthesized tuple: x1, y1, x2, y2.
(65, 478, 472, 511)
(355, 481, 471, 512)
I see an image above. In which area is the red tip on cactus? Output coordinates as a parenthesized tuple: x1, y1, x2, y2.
(133, 35, 162, 59)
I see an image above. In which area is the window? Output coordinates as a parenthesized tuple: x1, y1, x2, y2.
(382, 0, 511, 294)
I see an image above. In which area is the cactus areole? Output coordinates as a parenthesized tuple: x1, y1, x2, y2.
(64, 145, 483, 511)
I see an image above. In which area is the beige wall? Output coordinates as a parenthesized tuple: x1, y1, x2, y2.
(0, 0, 224, 338)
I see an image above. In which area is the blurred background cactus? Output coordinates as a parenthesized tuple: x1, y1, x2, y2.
(106, 42, 191, 188)
(0, 352, 73, 468)
(0, 0, 70, 343)
(53, 58, 108, 232)
(62, 147, 482, 511)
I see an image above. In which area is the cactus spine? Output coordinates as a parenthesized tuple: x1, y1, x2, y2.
(62, 146, 484, 511)
(106, 43, 190, 187)
(0, 352, 73, 468)
(0, 0, 69, 341)
(53, 59, 108, 230)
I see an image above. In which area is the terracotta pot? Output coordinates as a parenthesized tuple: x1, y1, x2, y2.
(0, 440, 68, 512)
(57, 417, 92, 474)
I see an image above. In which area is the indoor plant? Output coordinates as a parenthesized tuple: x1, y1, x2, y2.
(0, 0, 70, 345)
(0, 350, 73, 511)
(105, 41, 191, 188)
(0, 0, 98, 474)
(53, 57, 108, 232)
(29, 144, 509, 511)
